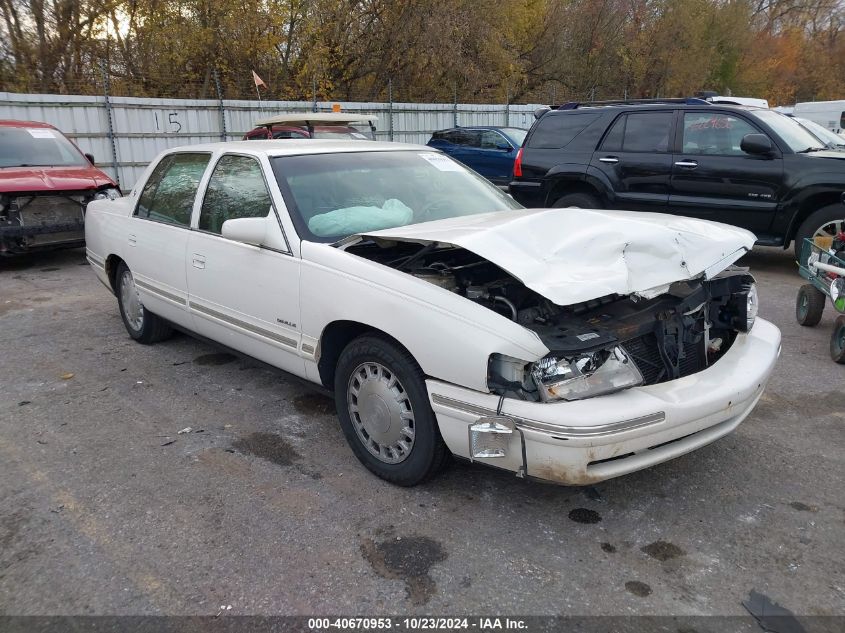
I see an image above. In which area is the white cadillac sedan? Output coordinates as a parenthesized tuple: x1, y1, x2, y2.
(85, 140, 781, 486)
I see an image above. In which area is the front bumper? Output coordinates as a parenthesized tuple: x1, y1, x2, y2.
(428, 318, 781, 485)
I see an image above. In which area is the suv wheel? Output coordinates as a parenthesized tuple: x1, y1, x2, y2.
(552, 192, 601, 209)
(794, 204, 845, 259)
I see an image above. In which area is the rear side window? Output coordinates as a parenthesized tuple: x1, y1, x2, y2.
(528, 112, 602, 149)
(199, 155, 273, 234)
(841, 112, 845, 130)
(601, 112, 673, 153)
(135, 153, 210, 226)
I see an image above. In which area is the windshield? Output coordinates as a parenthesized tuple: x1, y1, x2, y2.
(0, 126, 88, 168)
(795, 117, 845, 149)
(501, 128, 528, 146)
(271, 150, 522, 242)
(754, 110, 826, 152)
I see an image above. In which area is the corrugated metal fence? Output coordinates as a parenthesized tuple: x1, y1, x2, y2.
(0, 92, 539, 190)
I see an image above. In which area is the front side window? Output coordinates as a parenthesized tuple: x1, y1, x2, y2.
(271, 150, 522, 242)
(682, 113, 760, 156)
(199, 155, 272, 234)
(135, 153, 210, 226)
(480, 130, 507, 149)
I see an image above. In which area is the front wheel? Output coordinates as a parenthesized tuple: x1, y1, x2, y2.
(793, 205, 845, 259)
(334, 334, 448, 486)
(115, 262, 173, 344)
(831, 316, 845, 364)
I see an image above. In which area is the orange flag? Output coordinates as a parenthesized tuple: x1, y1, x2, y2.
(252, 70, 267, 88)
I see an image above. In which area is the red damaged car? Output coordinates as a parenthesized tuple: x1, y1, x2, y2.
(0, 120, 120, 256)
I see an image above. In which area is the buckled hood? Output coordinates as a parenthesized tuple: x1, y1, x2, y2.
(354, 208, 755, 306)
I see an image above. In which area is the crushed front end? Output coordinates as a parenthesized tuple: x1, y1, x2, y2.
(0, 191, 92, 255)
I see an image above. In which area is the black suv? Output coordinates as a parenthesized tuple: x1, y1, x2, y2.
(509, 98, 845, 257)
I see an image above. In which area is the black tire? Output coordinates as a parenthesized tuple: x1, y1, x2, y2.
(334, 334, 448, 486)
(552, 192, 602, 209)
(831, 316, 845, 364)
(796, 284, 826, 327)
(793, 204, 845, 259)
(115, 262, 173, 344)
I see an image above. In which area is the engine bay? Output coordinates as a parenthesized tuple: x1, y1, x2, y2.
(346, 240, 756, 400)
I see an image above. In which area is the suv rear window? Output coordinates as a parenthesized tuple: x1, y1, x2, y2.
(602, 112, 673, 153)
(528, 112, 601, 149)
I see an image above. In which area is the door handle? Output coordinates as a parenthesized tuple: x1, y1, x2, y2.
(192, 254, 206, 270)
(599, 156, 619, 164)
(128, 234, 137, 246)
(675, 160, 698, 168)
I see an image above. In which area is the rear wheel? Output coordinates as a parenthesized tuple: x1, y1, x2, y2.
(552, 192, 601, 209)
(115, 262, 173, 344)
(831, 316, 845, 364)
(796, 284, 826, 327)
(334, 334, 448, 486)
(794, 205, 845, 259)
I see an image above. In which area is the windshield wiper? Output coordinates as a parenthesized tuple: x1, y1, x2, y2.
(797, 146, 826, 153)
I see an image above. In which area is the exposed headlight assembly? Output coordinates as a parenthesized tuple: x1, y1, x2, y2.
(532, 345, 643, 402)
(94, 187, 122, 200)
(728, 282, 758, 332)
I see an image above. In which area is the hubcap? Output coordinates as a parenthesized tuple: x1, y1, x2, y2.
(120, 269, 144, 332)
(347, 362, 415, 464)
(813, 218, 845, 240)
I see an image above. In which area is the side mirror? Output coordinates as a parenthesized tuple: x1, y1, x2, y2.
(221, 216, 270, 246)
(84, 153, 96, 165)
(496, 143, 512, 151)
(740, 133, 773, 155)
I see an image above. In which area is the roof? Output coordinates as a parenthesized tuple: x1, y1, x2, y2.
(157, 139, 429, 157)
(0, 119, 58, 129)
(254, 112, 378, 126)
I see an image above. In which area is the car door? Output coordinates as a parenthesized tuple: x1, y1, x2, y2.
(475, 130, 516, 185)
(589, 111, 674, 212)
(126, 152, 211, 328)
(186, 153, 305, 377)
(669, 111, 783, 233)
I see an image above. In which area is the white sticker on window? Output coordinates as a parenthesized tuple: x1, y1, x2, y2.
(27, 128, 55, 139)
(576, 332, 600, 341)
(418, 152, 464, 172)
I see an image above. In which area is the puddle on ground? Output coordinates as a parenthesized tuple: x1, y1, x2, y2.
(194, 352, 237, 366)
(625, 580, 652, 597)
(293, 393, 336, 415)
(361, 535, 447, 606)
(641, 540, 686, 561)
(231, 432, 300, 466)
(568, 508, 601, 524)
(789, 501, 818, 512)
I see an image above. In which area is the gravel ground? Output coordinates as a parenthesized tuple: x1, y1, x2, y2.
(0, 246, 843, 619)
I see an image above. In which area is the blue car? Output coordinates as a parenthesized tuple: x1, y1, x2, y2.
(427, 126, 527, 186)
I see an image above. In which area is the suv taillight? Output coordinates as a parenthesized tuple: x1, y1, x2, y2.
(513, 147, 523, 178)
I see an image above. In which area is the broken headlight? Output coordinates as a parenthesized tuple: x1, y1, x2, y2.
(94, 187, 122, 200)
(531, 346, 643, 402)
(727, 282, 758, 332)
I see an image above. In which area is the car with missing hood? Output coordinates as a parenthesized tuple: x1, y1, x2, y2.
(84, 140, 781, 486)
(0, 120, 120, 256)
